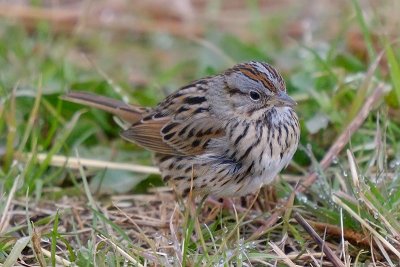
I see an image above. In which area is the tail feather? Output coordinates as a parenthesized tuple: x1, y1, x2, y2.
(62, 91, 145, 123)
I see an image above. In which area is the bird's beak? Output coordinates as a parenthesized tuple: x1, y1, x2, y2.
(274, 91, 297, 107)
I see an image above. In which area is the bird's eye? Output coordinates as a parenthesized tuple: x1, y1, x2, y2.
(249, 91, 261, 101)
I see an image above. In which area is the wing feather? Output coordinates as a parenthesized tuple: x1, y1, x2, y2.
(121, 118, 179, 155)
(121, 82, 225, 156)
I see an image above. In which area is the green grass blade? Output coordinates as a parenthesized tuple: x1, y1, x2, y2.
(385, 42, 400, 106)
(17, 78, 42, 152)
(51, 210, 60, 267)
(351, 0, 376, 60)
(33, 110, 84, 183)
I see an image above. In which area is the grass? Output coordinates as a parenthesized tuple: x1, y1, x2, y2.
(1, 0, 400, 266)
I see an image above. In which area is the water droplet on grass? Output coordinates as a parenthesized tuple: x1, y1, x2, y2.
(373, 210, 379, 219)
(153, 232, 161, 239)
(389, 159, 400, 169)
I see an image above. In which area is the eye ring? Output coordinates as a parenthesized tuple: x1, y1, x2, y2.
(249, 90, 261, 101)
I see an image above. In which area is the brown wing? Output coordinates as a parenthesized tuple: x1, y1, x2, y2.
(120, 116, 180, 155)
(121, 81, 225, 155)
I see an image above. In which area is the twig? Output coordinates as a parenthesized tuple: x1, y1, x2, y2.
(40, 246, 74, 266)
(0, 175, 20, 233)
(308, 220, 369, 247)
(269, 242, 300, 267)
(293, 212, 345, 267)
(17, 152, 160, 175)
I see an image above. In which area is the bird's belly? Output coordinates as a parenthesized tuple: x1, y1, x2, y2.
(155, 117, 299, 197)
(260, 144, 296, 179)
(234, 131, 298, 195)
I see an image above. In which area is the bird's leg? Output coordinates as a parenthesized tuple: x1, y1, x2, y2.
(221, 197, 236, 210)
(205, 197, 237, 210)
(258, 185, 277, 212)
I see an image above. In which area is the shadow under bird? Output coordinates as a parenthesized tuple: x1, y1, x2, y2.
(62, 61, 300, 197)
